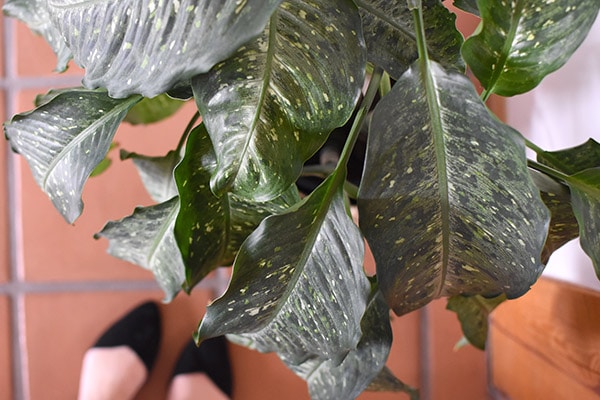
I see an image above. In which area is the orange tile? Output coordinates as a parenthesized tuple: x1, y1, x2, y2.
(14, 90, 197, 282)
(15, 21, 83, 77)
(426, 299, 488, 400)
(0, 13, 5, 77)
(0, 296, 13, 399)
(25, 289, 213, 400)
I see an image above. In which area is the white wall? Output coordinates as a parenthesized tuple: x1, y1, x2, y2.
(506, 16, 600, 291)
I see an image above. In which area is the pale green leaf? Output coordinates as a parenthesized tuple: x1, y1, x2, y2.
(4, 88, 141, 223)
(447, 293, 506, 349)
(47, 0, 283, 98)
(95, 197, 185, 301)
(120, 149, 181, 203)
(3, 0, 72, 71)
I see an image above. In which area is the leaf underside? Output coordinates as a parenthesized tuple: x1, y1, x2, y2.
(47, 0, 283, 98)
(4, 88, 140, 223)
(95, 197, 185, 301)
(359, 60, 549, 316)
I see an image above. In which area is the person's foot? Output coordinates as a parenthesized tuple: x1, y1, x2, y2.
(167, 336, 232, 400)
(77, 301, 161, 400)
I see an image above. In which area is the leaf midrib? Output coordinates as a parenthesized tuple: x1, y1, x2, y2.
(42, 93, 141, 191)
(420, 61, 450, 298)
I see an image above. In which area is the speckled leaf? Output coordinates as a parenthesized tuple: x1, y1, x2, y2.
(567, 171, 600, 279)
(462, 0, 600, 96)
(197, 173, 370, 366)
(358, 60, 549, 316)
(3, 0, 72, 71)
(120, 149, 181, 203)
(447, 293, 506, 349)
(95, 197, 185, 301)
(4, 88, 141, 223)
(453, 0, 479, 16)
(530, 170, 579, 264)
(47, 0, 283, 98)
(355, 0, 464, 80)
(174, 125, 299, 291)
(124, 94, 185, 125)
(285, 290, 393, 400)
(192, 0, 365, 201)
(537, 140, 600, 276)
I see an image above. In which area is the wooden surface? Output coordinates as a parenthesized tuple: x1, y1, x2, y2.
(489, 277, 600, 400)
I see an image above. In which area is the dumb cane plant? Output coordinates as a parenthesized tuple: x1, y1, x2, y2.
(4, 0, 600, 398)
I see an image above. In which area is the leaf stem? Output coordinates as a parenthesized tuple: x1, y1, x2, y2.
(410, 1, 428, 64)
(176, 111, 201, 154)
(527, 159, 570, 183)
(524, 138, 545, 155)
(336, 67, 384, 175)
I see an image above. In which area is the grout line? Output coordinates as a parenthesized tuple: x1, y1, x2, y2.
(4, 14, 29, 400)
(0, 277, 224, 295)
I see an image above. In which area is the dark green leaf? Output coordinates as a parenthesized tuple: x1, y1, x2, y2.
(529, 170, 579, 264)
(197, 172, 370, 367)
(47, 0, 283, 98)
(566, 170, 600, 280)
(124, 94, 185, 125)
(120, 149, 181, 203)
(447, 293, 506, 349)
(538, 139, 600, 175)
(95, 197, 185, 301)
(453, 0, 479, 16)
(536, 140, 600, 276)
(3, 0, 72, 71)
(356, 0, 464, 79)
(462, 0, 600, 96)
(4, 88, 141, 223)
(174, 125, 299, 291)
(358, 61, 549, 316)
(367, 367, 419, 400)
(287, 290, 393, 400)
(192, 0, 366, 201)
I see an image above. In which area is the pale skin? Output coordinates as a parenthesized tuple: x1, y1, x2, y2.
(77, 347, 230, 400)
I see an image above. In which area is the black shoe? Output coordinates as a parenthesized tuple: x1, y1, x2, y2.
(172, 336, 232, 397)
(93, 301, 161, 373)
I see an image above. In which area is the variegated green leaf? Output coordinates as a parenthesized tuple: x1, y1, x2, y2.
(197, 172, 370, 366)
(95, 197, 185, 301)
(358, 60, 549, 316)
(356, 0, 464, 79)
(174, 125, 299, 291)
(286, 290, 393, 400)
(3, 0, 72, 71)
(4, 88, 140, 223)
(367, 367, 419, 399)
(120, 149, 181, 203)
(192, 0, 366, 201)
(462, 0, 600, 96)
(568, 170, 600, 279)
(537, 140, 600, 279)
(47, 0, 283, 98)
(447, 293, 506, 349)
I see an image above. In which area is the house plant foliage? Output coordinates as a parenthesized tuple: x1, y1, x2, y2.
(4, 0, 600, 398)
